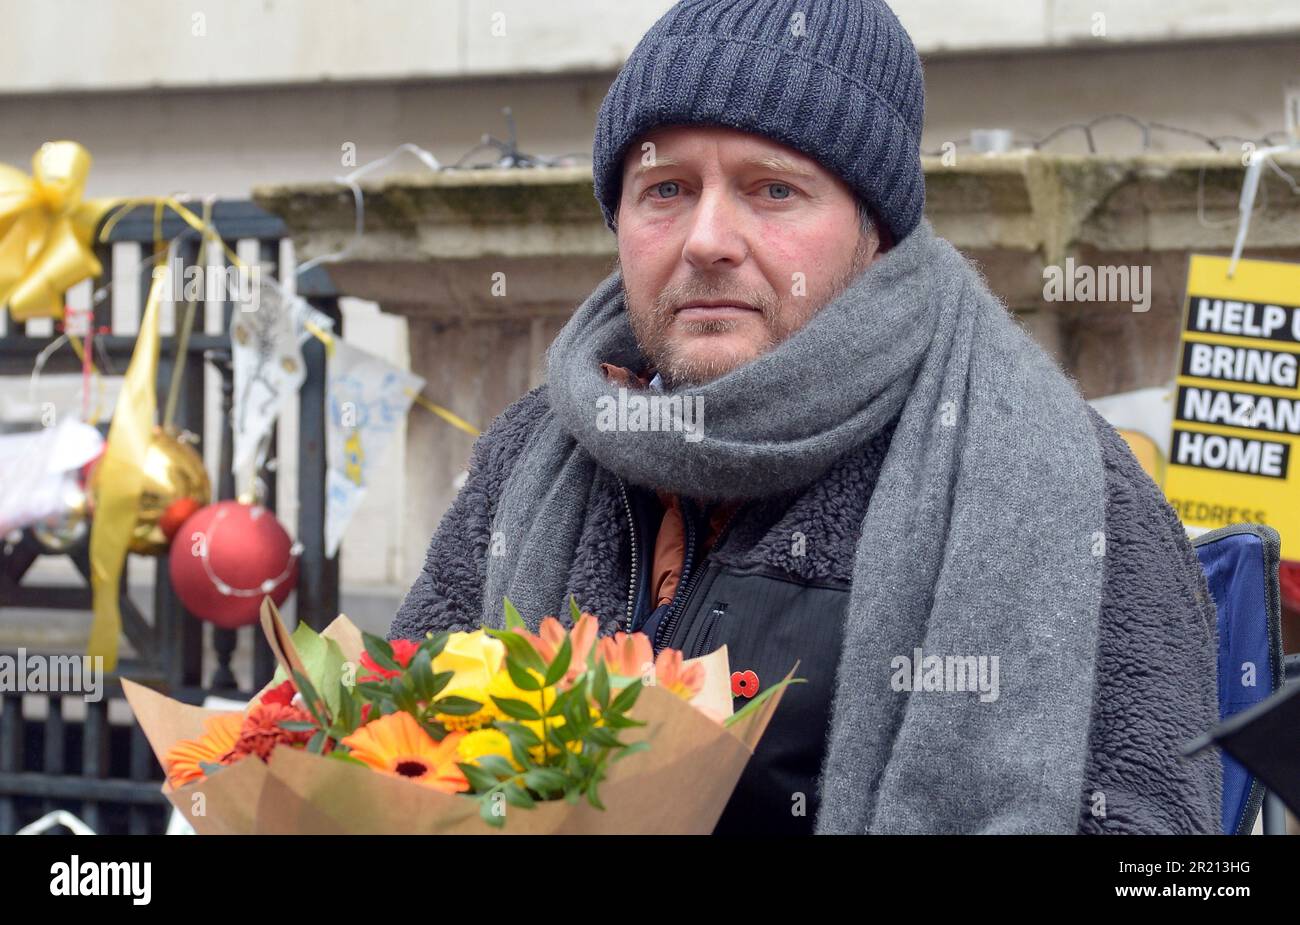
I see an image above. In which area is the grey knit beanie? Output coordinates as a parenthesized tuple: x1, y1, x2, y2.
(592, 0, 926, 244)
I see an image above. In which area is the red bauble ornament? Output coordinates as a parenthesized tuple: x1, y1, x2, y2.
(159, 496, 202, 541)
(168, 500, 300, 629)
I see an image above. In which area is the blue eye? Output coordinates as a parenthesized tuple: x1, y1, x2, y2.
(767, 183, 793, 200)
(654, 181, 680, 198)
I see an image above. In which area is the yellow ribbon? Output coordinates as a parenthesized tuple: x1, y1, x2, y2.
(87, 197, 229, 670)
(305, 315, 480, 437)
(88, 264, 165, 671)
(0, 141, 119, 321)
(406, 389, 481, 437)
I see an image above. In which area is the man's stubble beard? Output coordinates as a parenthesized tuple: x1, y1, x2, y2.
(619, 233, 875, 388)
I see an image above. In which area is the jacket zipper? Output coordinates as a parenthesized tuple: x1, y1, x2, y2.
(617, 477, 639, 633)
(654, 500, 744, 653)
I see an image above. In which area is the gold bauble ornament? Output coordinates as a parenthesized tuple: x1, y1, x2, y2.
(90, 426, 211, 555)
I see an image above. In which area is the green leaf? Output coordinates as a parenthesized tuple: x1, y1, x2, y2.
(585, 780, 607, 811)
(504, 656, 543, 692)
(542, 634, 572, 688)
(568, 594, 582, 625)
(307, 730, 328, 754)
(503, 780, 536, 809)
(420, 630, 449, 659)
(291, 669, 331, 727)
(277, 720, 317, 732)
(546, 683, 583, 718)
(391, 682, 419, 716)
(503, 597, 526, 631)
(428, 669, 455, 698)
(497, 720, 542, 748)
(458, 761, 502, 794)
(723, 677, 807, 729)
(496, 724, 539, 770)
(491, 696, 542, 721)
(475, 755, 517, 779)
(432, 695, 483, 716)
(361, 633, 401, 673)
(486, 628, 546, 673)
(608, 678, 643, 714)
(354, 680, 391, 700)
(609, 741, 651, 763)
(562, 701, 591, 738)
(335, 685, 361, 734)
(479, 796, 507, 828)
(408, 647, 436, 701)
(523, 768, 568, 794)
(584, 726, 623, 748)
(268, 622, 348, 718)
(592, 660, 610, 710)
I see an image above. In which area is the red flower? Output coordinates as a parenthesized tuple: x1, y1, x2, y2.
(731, 670, 759, 699)
(260, 679, 296, 707)
(359, 639, 420, 682)
(223, 701, 317, 762)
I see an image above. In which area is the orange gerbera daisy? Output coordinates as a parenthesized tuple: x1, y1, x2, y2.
(163, 712, 243, 788)
(341, 712, 469, 793)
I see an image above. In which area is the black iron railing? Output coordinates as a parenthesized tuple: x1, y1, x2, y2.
(0, 199, 341, 833)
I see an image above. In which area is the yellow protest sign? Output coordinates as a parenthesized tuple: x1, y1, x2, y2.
(1164, 254, 1300, 558)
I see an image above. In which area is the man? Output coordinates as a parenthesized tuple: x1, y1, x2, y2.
(391, 0, 1221, 834)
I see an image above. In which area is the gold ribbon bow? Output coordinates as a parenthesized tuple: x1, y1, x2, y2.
(0, 141, 119, 321)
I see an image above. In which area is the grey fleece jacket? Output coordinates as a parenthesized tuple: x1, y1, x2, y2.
(390, 385, 1223, 834)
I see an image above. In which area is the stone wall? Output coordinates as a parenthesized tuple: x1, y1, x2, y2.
(255, 151, 1300, 584)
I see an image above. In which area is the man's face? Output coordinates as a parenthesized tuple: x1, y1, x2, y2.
(615, 124, 881, 387)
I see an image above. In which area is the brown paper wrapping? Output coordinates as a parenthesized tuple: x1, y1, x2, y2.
(123, 607, 790, 835)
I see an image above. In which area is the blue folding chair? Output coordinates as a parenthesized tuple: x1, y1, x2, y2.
(1191, 523, 1286, 835)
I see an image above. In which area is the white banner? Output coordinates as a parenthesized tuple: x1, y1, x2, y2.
(230, 277, 307, 485)
(325, 339, 424, 557)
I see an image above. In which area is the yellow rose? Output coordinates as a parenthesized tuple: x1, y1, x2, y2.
(432, 630, 505, 692)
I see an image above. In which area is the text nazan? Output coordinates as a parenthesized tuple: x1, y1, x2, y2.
(1182, 387, 1300, 434)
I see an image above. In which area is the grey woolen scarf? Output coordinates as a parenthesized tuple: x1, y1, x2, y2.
(483, 218, 1108, 833)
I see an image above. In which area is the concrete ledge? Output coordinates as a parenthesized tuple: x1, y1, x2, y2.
(256, 152, 1300, 271)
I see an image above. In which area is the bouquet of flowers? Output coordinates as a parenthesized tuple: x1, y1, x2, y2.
(125, 597, 797, 834)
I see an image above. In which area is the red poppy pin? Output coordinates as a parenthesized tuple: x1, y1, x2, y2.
(731, 669, 759, 699)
